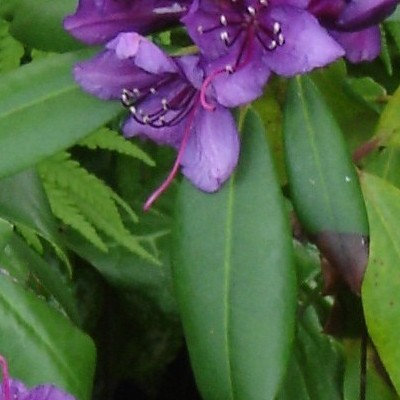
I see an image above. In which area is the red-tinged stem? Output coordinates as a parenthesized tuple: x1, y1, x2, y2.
(0, 356, 10, 400)
(143, 95, 200, 211)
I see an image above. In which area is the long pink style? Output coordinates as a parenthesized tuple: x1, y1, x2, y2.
(0, 356, 10, 400)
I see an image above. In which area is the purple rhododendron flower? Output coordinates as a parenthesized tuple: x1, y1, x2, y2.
(74, 32, 239, 209)
(182, 0, 344, 107)
(0, 356, 75, 400)
(308, 0, 399, 62)
(64, 0, 192, 45)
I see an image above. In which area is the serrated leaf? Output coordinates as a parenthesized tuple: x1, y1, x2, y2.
(361, 172, 400, 396)
(39, 152, 156, 263)
(78, 128, 155, 166)
(0, 277, 95, 400)
(0, 19, 24, 72)
(44, 184, 107, 253)
(15, 224, 43, 254)
(174, 108, 296, 400)
(0, 50, 121, 179)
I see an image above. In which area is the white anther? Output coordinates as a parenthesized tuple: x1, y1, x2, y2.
(150, 87, 156, 94)
(268, 40, 277, 50)
(247, 6, 256, 16)
(220, 15, 227, 26)
(220, 31, 229, 44)
(143, 115, 150, 124)
(161, 98, 169, 110)
(197, 25, 203, 34)
(225, 64, 234, 74)
(133, 88, 140, 96)
(278, 33, 285, 46)
(129, 106, 137, 115)
(273, 22, 281, 34)
(259, 0, 268, 5)
(159, 116, 166, 125)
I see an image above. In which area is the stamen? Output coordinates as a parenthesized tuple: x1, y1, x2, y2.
(150, 87, 157, 94)
(247, 6, 256, 16)
(273, 22, 281, 34)
(220, 31, 229, 45)
(220, 15, 228, 26)
(144, 97, 200, 211)
(197, 25, 203, 34)
(0, 355, 11, 400)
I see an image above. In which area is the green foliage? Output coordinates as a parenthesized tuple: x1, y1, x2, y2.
(0, 19, 23, 72)
(174, 108, 296, 400)
(78, 127, 155, 166)
(38, 151, 158, 264)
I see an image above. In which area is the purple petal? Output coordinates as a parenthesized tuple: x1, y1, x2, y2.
(338, 0, 399, 30)
(123, 115, 185, 149)
(182, 0, 248, 60)
(64, 0, 190, 45)
(206, 49, 271, 107)
(181, 106, 239, 192)
(330, 27, 381, 63)
(264, 6, 344, 76)
(25, 384, 75, 400)
(73, 33, 177, 99)
(0, 379, 29, 400)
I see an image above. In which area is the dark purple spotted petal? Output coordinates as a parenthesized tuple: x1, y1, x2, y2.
(64, 0, 191, 45)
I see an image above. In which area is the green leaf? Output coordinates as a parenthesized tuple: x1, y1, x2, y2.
(0, 19, 24, 72)
(7, 0, 83, 52)
(78, 127, 155, 166)
(343, 340, 398, 400)
(283, 75, 369, 293)
(0, 277, 96, 400)
(39, 152, 157, 263)
(0, 168, 59, 244)
(0, 168, 71, 270)
(173, 108, 296, 400)
(0, 50, 121, 179)
(0, 231, 80, 324)
(375, 84, 400, 146)
(65, 210, 177, 316)
(344, 77, 386, 113)
(44, 184, 108, 252)
(361, 172, 400, 395)
(310, 61, 379, 150)
(277, 306, 343, 400)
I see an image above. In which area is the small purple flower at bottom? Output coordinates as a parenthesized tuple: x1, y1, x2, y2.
(74, 33, 239, 209)
(0, 355, 75, 400)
